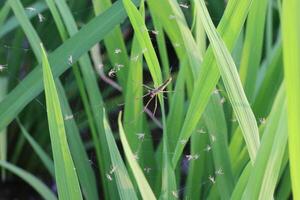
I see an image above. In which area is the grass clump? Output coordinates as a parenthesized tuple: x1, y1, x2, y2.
(0, 0, 297, 199)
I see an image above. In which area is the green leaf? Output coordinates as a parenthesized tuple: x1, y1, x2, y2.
(17, 119, 55, 176)
(118, 112, 156, 200)
(92, 0, 130, 88)
(239, 0, 269, 100)
(123, 18, 156, 186)
(103, 110, 138, 200)
(0, 0, 140, 135)
(41, 43, 83, 200)
(147, 0, 202, 78)
(122, 0, 162, 87)
(242, 85, 287, 199)
(253, 40, 283, 118)
(0, 1, 47, 37)
(56, 82, 99, 200)
(8, 1, 98, 198)
(0, 160, 57, 200)
(0, 76, 8, 180)
(45, 0, 111, 198)
(174, 0, 260, 164)
(172, 0, 255, 167)
(0, 0, 10, 28)
(122, 1, 177, 198)
(203, 95, 234, 198)
(282, 0, 300, 198)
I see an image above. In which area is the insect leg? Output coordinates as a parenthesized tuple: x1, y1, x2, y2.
(143, 96, 155, 112)
(153, 96, 158, 117)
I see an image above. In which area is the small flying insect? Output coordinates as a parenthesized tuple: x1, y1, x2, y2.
(0, 64, 8, 72)
(179, 3, 189, 9)
(38, 13, 45, 23)
(141, 77, 173, 116)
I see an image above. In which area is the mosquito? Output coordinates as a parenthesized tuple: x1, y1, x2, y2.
(141, 77, 173, 116)
(0, 64, 8, 72)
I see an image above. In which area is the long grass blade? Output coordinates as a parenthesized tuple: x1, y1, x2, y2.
(242, 85, 287, 199)
(16, 119, 55, 176)
(103, 110, 138, 200)
(0, 1, 47, 37)
(118, 112, 156, 200)
(185, 0, 260, 162)
(239, 0, 269, 100)
(41, 43, 83, 199)
(122, 1, 177, 198)
(203, 95, 234, 198)
(282, 0, 300, 197)
(0, 0, 10, 27)
(0, 161, 57, 200)
(46, 0, 111, 197)
(0, 77, 8, 180)
(172, 0, 255, 167)
(9, 1, 98, 198)
(92, 0, 129, 88)
(0, 0, 140, 134)
(122, 0, 162, 87)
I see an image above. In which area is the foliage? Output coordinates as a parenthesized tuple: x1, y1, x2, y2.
(0, 0, 295, 199)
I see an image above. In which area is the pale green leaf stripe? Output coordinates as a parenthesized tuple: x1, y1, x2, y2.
(103, 111, 138, 200)
(41, 44, 83, 200)
(17, 119, 55, 176)
(242, 85, 287, 200)
(118, 112, 156, 200)
(194, 0, 260, 162)
(0, 0, 140, 133)
(282, 0, 300, 198)
(172, 0, 254, 167)
(0, 161, 57, 200)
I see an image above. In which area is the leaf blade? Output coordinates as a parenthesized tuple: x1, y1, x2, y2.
(41, 43, 83, 200)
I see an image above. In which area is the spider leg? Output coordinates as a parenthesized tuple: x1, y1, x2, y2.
(142, 84, 155, 90)
(160, 90, 175, 93)
(143, 96, 155, 112)
(134, 92, 151, 101)
(153, 96, 158, 117)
